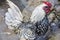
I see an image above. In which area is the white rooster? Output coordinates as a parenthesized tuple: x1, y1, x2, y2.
(30, 1, 52, 36)
(5, 0, 52, 40)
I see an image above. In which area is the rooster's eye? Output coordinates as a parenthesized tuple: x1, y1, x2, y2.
(44, 6, 49, 8)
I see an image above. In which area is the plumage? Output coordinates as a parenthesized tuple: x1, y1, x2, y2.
(35, 16, 49, 36)
(30, 3, 47, 23)
(5, 0, 23, 29)
(5, 1, 36, 40)
(30, 1, 52, 37)
(30, 1, 52, 24)
(34, 36, 46, 40)
(19, 23, 36, 40)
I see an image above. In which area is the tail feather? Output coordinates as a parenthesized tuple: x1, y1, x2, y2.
(7, 0, 23, 18)
(5, 0, 23, 29)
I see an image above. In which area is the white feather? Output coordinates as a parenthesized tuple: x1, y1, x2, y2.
(5, 0, 23, 29)
(30, 3, 47, 23)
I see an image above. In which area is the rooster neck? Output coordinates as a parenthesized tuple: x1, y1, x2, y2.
(30, 3, 47, 23)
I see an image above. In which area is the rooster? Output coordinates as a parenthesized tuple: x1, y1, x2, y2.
(30, 1, 52, 37)
(5, 0, 52, 40)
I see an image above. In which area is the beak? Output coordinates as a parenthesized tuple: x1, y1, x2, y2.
(50, 7, 53, 10)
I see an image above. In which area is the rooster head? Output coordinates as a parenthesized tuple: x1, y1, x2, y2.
(43, 1, 52, 14)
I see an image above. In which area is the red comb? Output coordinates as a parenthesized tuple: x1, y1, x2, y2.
(43, 1, 52, 8)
